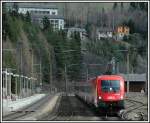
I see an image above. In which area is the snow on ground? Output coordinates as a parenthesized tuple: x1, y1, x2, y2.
(2, 94, 46, 116)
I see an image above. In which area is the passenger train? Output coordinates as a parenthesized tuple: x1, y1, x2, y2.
(75, 75, 125, 109)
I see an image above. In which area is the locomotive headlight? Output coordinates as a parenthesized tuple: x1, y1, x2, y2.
(99, 96, 102, 99)
(120, 95, 123, 100)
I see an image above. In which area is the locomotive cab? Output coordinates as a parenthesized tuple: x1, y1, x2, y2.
(96, 75, 125, 109)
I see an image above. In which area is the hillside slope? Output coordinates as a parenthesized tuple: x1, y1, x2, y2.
(2, 14, 52, 86)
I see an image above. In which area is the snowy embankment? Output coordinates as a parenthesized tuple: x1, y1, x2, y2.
(3, 94, 46, 116)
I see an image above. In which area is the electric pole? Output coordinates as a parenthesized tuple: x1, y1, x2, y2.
(50, 58, 52, 93)
(39, 59, 42, 91)
(29, 49, 34, 94)
(65, 64, 67, 93)
(116, 61, 119, 74)
(5, 68, 8, 97)
(38, 50, 42, 92)
(86, 64, 88, 82)
(17, 42, 23, 97)
(49, 50, 53, 93)
(111, 57, 116, 74)
(127, 51, 130, 93)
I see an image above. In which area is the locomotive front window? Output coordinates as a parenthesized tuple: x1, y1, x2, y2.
(101, 80, 120, 92)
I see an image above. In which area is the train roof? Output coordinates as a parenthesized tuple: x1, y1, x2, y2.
(97, 75, 124, 79)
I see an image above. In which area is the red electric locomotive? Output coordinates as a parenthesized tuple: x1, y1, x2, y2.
(75, 75, 125, 109)
(94, 75, 125, 109)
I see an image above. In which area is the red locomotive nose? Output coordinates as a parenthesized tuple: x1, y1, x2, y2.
(100, 93, 123, 102)
(97, 75, 125, 108)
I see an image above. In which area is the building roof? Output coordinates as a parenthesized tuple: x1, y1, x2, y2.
(119, 73, 146, 82)
(97, 27, 113, 32)
(67, 27, 86, 32)
(18, 3, 58, 9)
(115, 25, 130, 29)
(31, 13, 64, 20)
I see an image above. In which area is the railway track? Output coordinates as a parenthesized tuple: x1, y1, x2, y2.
(44, 95, 147, 121)
(46, 95, 75, 121)
(3, 94, 51, 121)
(119, 98, 147, 121)
(42, 95, 123, 121)
(4, 94, 146, 121)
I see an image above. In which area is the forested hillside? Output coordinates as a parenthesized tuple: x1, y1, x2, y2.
(2, 4, 82, 90)
(83, 2, 148, 74)
(2, 2, 148, 91)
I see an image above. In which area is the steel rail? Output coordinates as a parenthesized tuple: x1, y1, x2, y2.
(120, 99, 146, 121)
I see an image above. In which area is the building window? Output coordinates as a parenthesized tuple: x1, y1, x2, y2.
(50, 20, 54, 24)
(120, 33, 124, 37)
(61, 20, 63, 24)
(55, 20, 58, 23)
(55, 24, 58, 27)
(52, 12, 56, 15)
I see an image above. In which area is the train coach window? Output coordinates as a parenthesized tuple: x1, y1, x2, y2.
(101, 80, 120, 92)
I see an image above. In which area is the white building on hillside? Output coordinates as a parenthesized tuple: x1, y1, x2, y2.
(96, 27, 113, 40)
(18, 7, 58, 15)
(31, 14, 64, 30)
(17, 4, 64, 30)
(67, 27, 87, 40)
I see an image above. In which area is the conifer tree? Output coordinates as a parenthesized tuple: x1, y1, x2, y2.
(113, 3, 118, 10)
(42, 16, 50, 30)
(121, 2, 124, 12)
(25, 11, 31, 23)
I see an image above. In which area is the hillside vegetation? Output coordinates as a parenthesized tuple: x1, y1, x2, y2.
(2, 6, 82, 90)
(3, 12, 51, 82)
(84, 2, 148, 74)
(2, 2, 148, 92)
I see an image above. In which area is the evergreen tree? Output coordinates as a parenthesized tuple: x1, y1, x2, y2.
(127, 19, 135, 34)
(42, 16, 50, 30)
(129, 47, 138, 73)
(85, 23, 91, 38)
(139, 2, 145, 10)
(2, 3, 8, 40)
(123, 19, 135, 34)
(67, 31, 82, 81)
(12, 2, 18, 16)
(101, 7, 107, 27)
(130, 2, 136, 8)
(144, 3, 148, 12)
(129, 2, 138, 10)
(102, 7, 105, 14)
(113, 3, 118, 10)
(25, 11, 31, 23)
(120, 2, 124, 12)
(50, 31, 70, 81)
